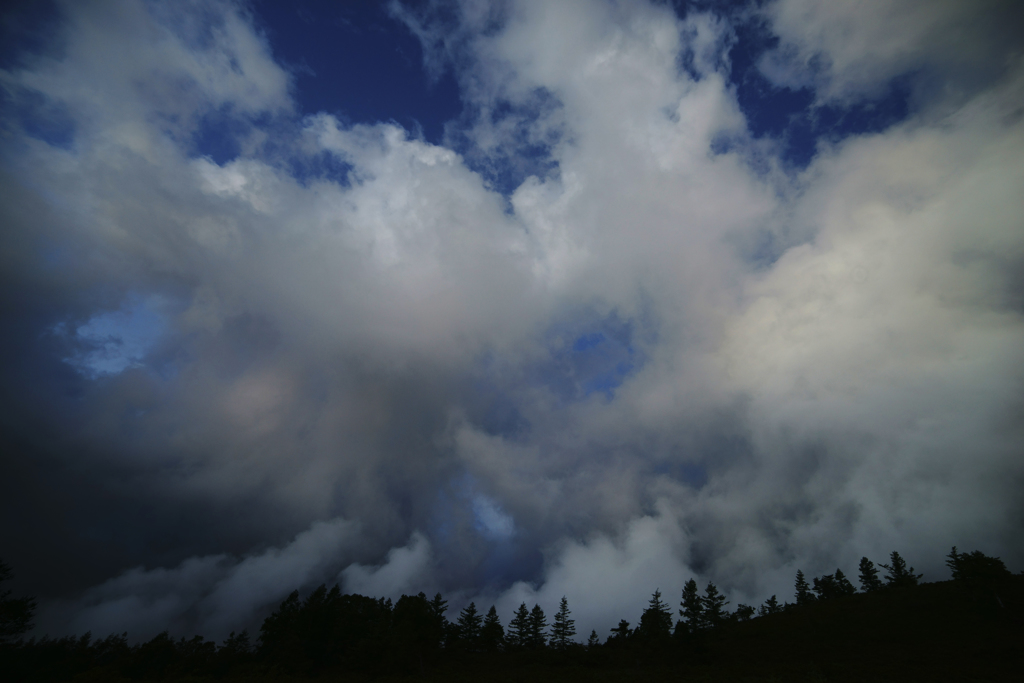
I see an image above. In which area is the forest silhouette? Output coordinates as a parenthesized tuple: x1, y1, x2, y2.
(1, 547, 1021, 681)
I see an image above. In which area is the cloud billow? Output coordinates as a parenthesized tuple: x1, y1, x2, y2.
(0, 0, 1021, 642)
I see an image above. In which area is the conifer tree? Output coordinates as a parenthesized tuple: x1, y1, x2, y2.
(701, 582, 729, 627)
(811, 569, 855, 599)
(550, 596, 576, 649)
(507, 602, 530, 649)
(638, 589, 673, 640)
(858, 557, 883, 592)
(794, 570, 816, 606)
(758, 594, 781, 617)
(879, 551, 923, 588)
(527, 604, 548, 648)
(946, 546, 964, 580)
(812, 572, 835, 599)
(609, 619, 632, 641)
(946, 547, 1012, 584)
(733, 604, 755, 621)
(457, 601, 482, 644)
(834, 568, 856, 595)
(0, 560, 35, 644)
(428, 592, 449, 636)
(679, 578, 704, 633)
(587, 630, 600, 648)
(480, 605, 504, 652)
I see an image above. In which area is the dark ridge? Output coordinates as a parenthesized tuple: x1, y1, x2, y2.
(2, 547, 1022, 680)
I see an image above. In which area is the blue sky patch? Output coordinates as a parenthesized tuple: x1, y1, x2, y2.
(189, 107, 258, 165)
(532, 314, 642, 402)
(472, 494, 515, 540)
(59, 296, 169, 378)
(3, 86, 76, 150)
(725, 11, 912, 168)
(251, 1, 463, 145)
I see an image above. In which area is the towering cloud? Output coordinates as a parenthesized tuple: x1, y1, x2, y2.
(1, 0, 1021, 642)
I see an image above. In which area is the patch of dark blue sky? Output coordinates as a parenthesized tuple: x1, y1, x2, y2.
(430, 474, 544, 589)
(3, 85, 76, 151)
(251, 0, 462, 145)
(723, 7, 911, 168)
(0, 0, 74, 150)
(534, 314, 642, 404)
(448, 90, 565, 200)
(0, 0, 60, 72)
(467, 313, 645, 445)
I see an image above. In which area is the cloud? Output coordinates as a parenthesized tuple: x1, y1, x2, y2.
(758, 0, 1024, 104)
(37, 518, 358, 641)
(341, 532, 433, 599)
(1, 0, 1022, 644)
(485, 502, 691, 640)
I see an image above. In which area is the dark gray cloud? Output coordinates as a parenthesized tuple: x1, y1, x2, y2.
(1, 0, 1022, 643)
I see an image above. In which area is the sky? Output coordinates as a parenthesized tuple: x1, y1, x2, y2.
(1, 0, 1023, 643)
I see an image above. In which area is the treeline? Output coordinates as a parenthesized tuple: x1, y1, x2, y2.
(0, 547, 1020, 681)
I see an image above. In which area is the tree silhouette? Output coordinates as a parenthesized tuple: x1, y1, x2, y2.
(456, 601, 482, 645)
(0, 559, 35, 644)
(858, 557, 883, 592)
(834, 569, 856, 595)
(701, 583, 729, 628)
(733, 604, 755, 621)
(679, 578, 704, 633)
(507, 602, 530, 649)
(794, 570, 816, 606)
(608, 619, 632, 643)
(257, 589, 302, 665)
(1, 541, 1020, 680)
(758, 594, 782, 617)
(212, 630, 251, 677)
(946, 547, 1012, 585)
(879, 551, 922, 588)
(257, 587, 394, 672)
(813, 568, 856, 600)
(637, 589, 673, 641)
(550, 596, 576, 648)
(480, 605, 505, 652)
(527, 604, 548, 649)
(394, 592, 443, 658)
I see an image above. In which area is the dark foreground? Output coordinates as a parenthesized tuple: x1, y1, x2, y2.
(4, 575, 1022, 682)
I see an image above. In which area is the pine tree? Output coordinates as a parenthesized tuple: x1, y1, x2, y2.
(507, 602, 530, 649)
(701, 582, 729, 628)
(834, 568, 856, 595)
(0, 560, 35, 644)
(946, 546, 964, 580)
(480, 605, 504, 652)
(457, 601, 482, 644)
(680, 578, 704, 633)
(947, 547, 1012, 585)
(794, 570, 816, 606)
(587, 630, 600, 648)
(812, 573, 836, 599)
(609, 619, 632, 641)
(638, 589, 673, 641)
(858, 557, 883, 592)
(757, 594, 781, 617)
(733, 604, 755, 621)
(527, 604, 548, 649)
(428, 592, 449, 633)
(550, 596, 576, 649)
(879, 551, 922, 588)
